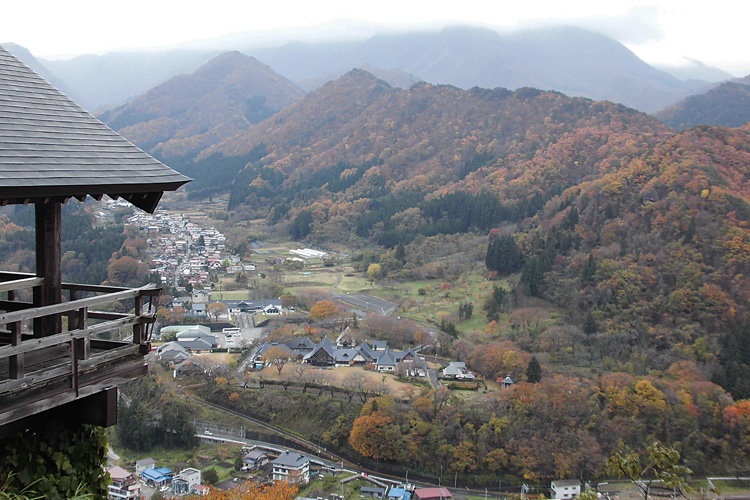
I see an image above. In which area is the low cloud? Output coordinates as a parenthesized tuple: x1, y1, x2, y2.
(514, 6, 664, 44)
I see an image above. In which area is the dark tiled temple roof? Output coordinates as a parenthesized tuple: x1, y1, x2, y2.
(0, 45, 190, 212)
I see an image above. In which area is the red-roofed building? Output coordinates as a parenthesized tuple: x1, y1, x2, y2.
(414, 487, 453, 499)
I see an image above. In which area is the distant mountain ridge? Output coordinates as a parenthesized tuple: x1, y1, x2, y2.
(6, 25, 713, 113)
(197, 68, 671, 202)
(654, 81, 750, 129)
(250, 25, 705, 113)
(99, 51, 305, 158)
(41, 49, 220, 112)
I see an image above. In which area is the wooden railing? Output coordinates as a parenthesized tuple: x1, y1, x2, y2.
(0, 272, 160, 427)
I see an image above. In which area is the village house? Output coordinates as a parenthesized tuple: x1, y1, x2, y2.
(241, 449, 269, 471)
(361, 486, 388, 498)
(271, 451, 310, 485)
(414, 487, 453, 500)
(141, 467, 173, 489)
(107, 466, 140, 500)
(173, 359, 205, 378)
(442, 361, 475, 380)
(135, 458, 157, 476)
(550, 479, 582, 500)
(173, 468, 201, 496)
(387, 487, 412, 500)
(156, 342, 191, 363)
(222, 299, 282, 315)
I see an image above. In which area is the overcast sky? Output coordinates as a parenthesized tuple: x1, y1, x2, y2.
(3, 0, 749, 76)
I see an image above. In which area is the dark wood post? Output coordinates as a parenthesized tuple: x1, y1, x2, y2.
(33, 201, 62, 337)
(8, 290, 23, 379)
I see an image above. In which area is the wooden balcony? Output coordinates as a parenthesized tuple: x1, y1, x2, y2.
(0, 272, 159, 431)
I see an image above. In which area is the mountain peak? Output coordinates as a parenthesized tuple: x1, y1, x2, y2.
(100, 50, 304, 157)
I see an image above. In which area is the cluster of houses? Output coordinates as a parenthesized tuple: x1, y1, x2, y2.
(107, 460, 207, 499)
(251, 331, 427, 376)
(122, 207, 238, 290)
(256, 448, 455, 500)
(332, 474, 452, 500)
(169, 292, 283, 320)
(154, 325, 218, 378)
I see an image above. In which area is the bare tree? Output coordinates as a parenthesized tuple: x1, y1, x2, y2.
(262, 345, 292, 375)
(302, 369, 320, 394)
(343, 371, 369, 402)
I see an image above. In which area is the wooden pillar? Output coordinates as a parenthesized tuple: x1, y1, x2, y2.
(8, 290, 23, 379)
(33, 201, 62, 337)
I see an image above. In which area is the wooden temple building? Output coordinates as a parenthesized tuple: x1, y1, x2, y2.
(0, 45, 191, 436)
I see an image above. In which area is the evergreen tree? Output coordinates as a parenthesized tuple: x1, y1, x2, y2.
(458, 302, 474, 321)
(484, 285, 506, 322)
(395, 241, 406, 262)
(526, 356, 542, 383)
(583, 310, 598, 335)
(486, 235, 523, 275)
(582, 253, 597, 285)
(290, 210, 314, 240)
(440, 319, 458, 338)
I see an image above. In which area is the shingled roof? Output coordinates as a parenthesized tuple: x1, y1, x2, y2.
(0, 45, 190, 213)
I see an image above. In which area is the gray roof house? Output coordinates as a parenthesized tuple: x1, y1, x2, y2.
(334, 348, 358, 366)
(156, 342, 190, 362)
(369, 340, 388, 351)
(442, 361, 475, 380)
(272, 451, 310, 485)
(135, 458, 157, 476)
(0, 45, 190, 432)
(303, 337, 336, 366)
(374, 348, 399, 372)
(285, 337, 317, 356)
(173, 359, 205, 378)
(176, 338, 213, 353)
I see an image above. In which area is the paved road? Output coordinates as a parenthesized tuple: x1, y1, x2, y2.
(428, 368, 443, 389)
(335, 293, 397, 316)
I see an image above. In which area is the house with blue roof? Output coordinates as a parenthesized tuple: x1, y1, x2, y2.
(141, 467, 172, 487)
(388, 487, 412, 500)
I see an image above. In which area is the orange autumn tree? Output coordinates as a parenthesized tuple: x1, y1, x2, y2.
(309, 300, 339, 319)
(194, 481, 298, 500)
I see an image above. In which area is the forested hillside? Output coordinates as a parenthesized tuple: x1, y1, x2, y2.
(654, 81, 750, 129)
(175, 70, 750, 403)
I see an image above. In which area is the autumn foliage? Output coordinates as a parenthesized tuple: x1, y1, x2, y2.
(192, 481, 298, 500)
(309, 300, 339, 320)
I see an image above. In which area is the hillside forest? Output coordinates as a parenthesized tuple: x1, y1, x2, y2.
(2, 61, 750, 485)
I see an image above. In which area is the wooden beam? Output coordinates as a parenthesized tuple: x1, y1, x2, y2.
(0, 284, 156, 325)
(0, 360, 145, 429)
(0, 300, 34, 311)
(0, 277, 44, 294)
(0, 316, 138, 358)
